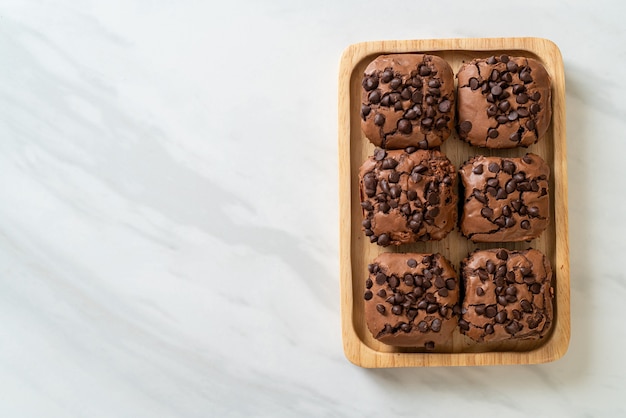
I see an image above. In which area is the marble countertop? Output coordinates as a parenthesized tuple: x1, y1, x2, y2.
(1, 1, 625, 416)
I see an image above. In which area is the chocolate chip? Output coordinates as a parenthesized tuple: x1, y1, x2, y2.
(526, 120, 536, 131)
(362, 76, 379, 91)
(498, 101, 511, 112)
(481, 207, 493, 218)
(474, 190, 487, 204)
(506, 61, 518, 73)
(488, 162, 500, 173)
(417, 320, 429, 332)
(381, 69, 393, 83)
(375, 272, 386, 285)
(487, 105, 498, 117)
(496, 115, 508, 124)
(375, 303, 386, 315)
(392, 305, 403, 315)
(516, 93, 529, 104)
(528, 206, 540, 217)
(496, 249, 508, 260)
(486, 261, 496, 274)
(435, 118, 447, 129)
(508, 110, 519, 121)
(381, 158, 398, 170)
(469, 78, 479, 90)
(377, 234, 390, 246)
(374, 148, 386, 161)
(378, 202, 390, 213)
(502, 160, 516, 174)
(398, 119, 412, 134)
(374, 113, 385, 126)
(509, 132, 520, 142)
(517, 107, 530, 117)
(426, 303, 438, 314)
(486, 56, 497, 65)
(419, 65, 431, 76)
(488, 128, 499, 138)
(531, 91, 541, 101)
(377, 289, 386, 298)
(431, 318, 442, 333)
(491, 85, 503, 96)
(520, 299, 533, 313)
(364, 290, 373, 300)
(530, 283, 541, 294)
(368, 90, 381, 104)
(404, 274, 414, 287)
(388, 171, 400, 183)
(459, 121, 472, 133)
(520, 220, 531, 229)
(520, 70, 533, 83)
(485, 306, 497, 318)
(472, 164, 484, 175)
(530, 103, 540, 114)
(407, 190, 418, 200)
(365, 278, 373, 289)
(495, 311, 507, 324)
(476, 287, 485, 296)
(438, 100, 451, 113)
(389, 77, 402, 90)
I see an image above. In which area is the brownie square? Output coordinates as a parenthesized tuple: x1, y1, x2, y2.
(456, 55, 552, 148)
(359, 148, 457, 246)
(360, 54, 455, 149)
(459, 153, 549, 242)
(459, 248, 553, 343)
(364, 253, 460, 349)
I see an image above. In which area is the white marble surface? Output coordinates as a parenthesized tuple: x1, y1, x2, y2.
(1, 0, 625, 416)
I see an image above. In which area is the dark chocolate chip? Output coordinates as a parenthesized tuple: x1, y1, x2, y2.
(485, 306, 497, 318)
(374, 113, 385, 126)
(368, 90, 381, 104)
(459, 319, 470, 331)
(390, 78, 402, 90)
(516, 93, 529, 104)
(376, 304, 385, 314)
(374, 148, 386, 161)
(476, 287, 485, 296)
(530, 283, 542, 294)
(518, 107, 530, 117)
(381, 158, 398, 170)
(392, 305, 403, 315)
(418, 320, 429, 332)
(398, 119, 412, 134)
(520, 299, 533, 313)
(419, 65, 431, 76)
(474, 190, 487, 204)
(495, 311, 507, 324)
(362, 76, 379, 91)
(520, 70, 533, 83)
(530, 103, 540, 114)
(486, 260, 496, 274)
(481, 207, 494, 218)
(491, 85, 503, 96)
(487, 105, 498, 117)
(407, 190, 418, 200)
(469, 78, 479, 90)
(364, 290, 373, 300)
(411, 91, 423, 104)
(438, 100, 451, 113)
(488, 128, 499, 138)
(496, 249, 508, 260)
(473, 164, 484, 175)
(365, 278, 373, 289)
(488, 162, 500, 173)
(381, 70, 393, 83)
(459, 121, 472, 133)
(526, 120, 536, 131)
(487, 178, 499, 188)
(509, 132, 520, 142)
(506, 61, 518, 72)
(388, 171, 400, 183)
(528, 206, 540, 217)
(502, 160, 516, 174)
(431, 318, 442, 333)
(487, 56, 497, 65)
(377, 289, 387, 298)
(406, 258, 417, 268)
(375, 272, 386, 285)
(377, 234, 390, 246)
(426, 303, 439, 314)
(508, 111, 519, 121)
(520, 220, 531, 229)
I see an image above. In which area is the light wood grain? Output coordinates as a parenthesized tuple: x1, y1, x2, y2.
(338, 38, 570, 368)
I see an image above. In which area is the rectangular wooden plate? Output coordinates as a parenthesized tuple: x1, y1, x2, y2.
(338, 37, 570, 367)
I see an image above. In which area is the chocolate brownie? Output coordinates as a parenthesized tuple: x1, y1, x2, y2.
(459, 248, 553, 343)
(364, 253, 460, 349)
(459, 153, 549, 242)
(359, 148, 457, 246)
(361, 54, 455, 149)
(456, 55, 552, 148)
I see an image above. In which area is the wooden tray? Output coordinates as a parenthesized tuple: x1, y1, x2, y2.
(338, 37, 570, 367)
